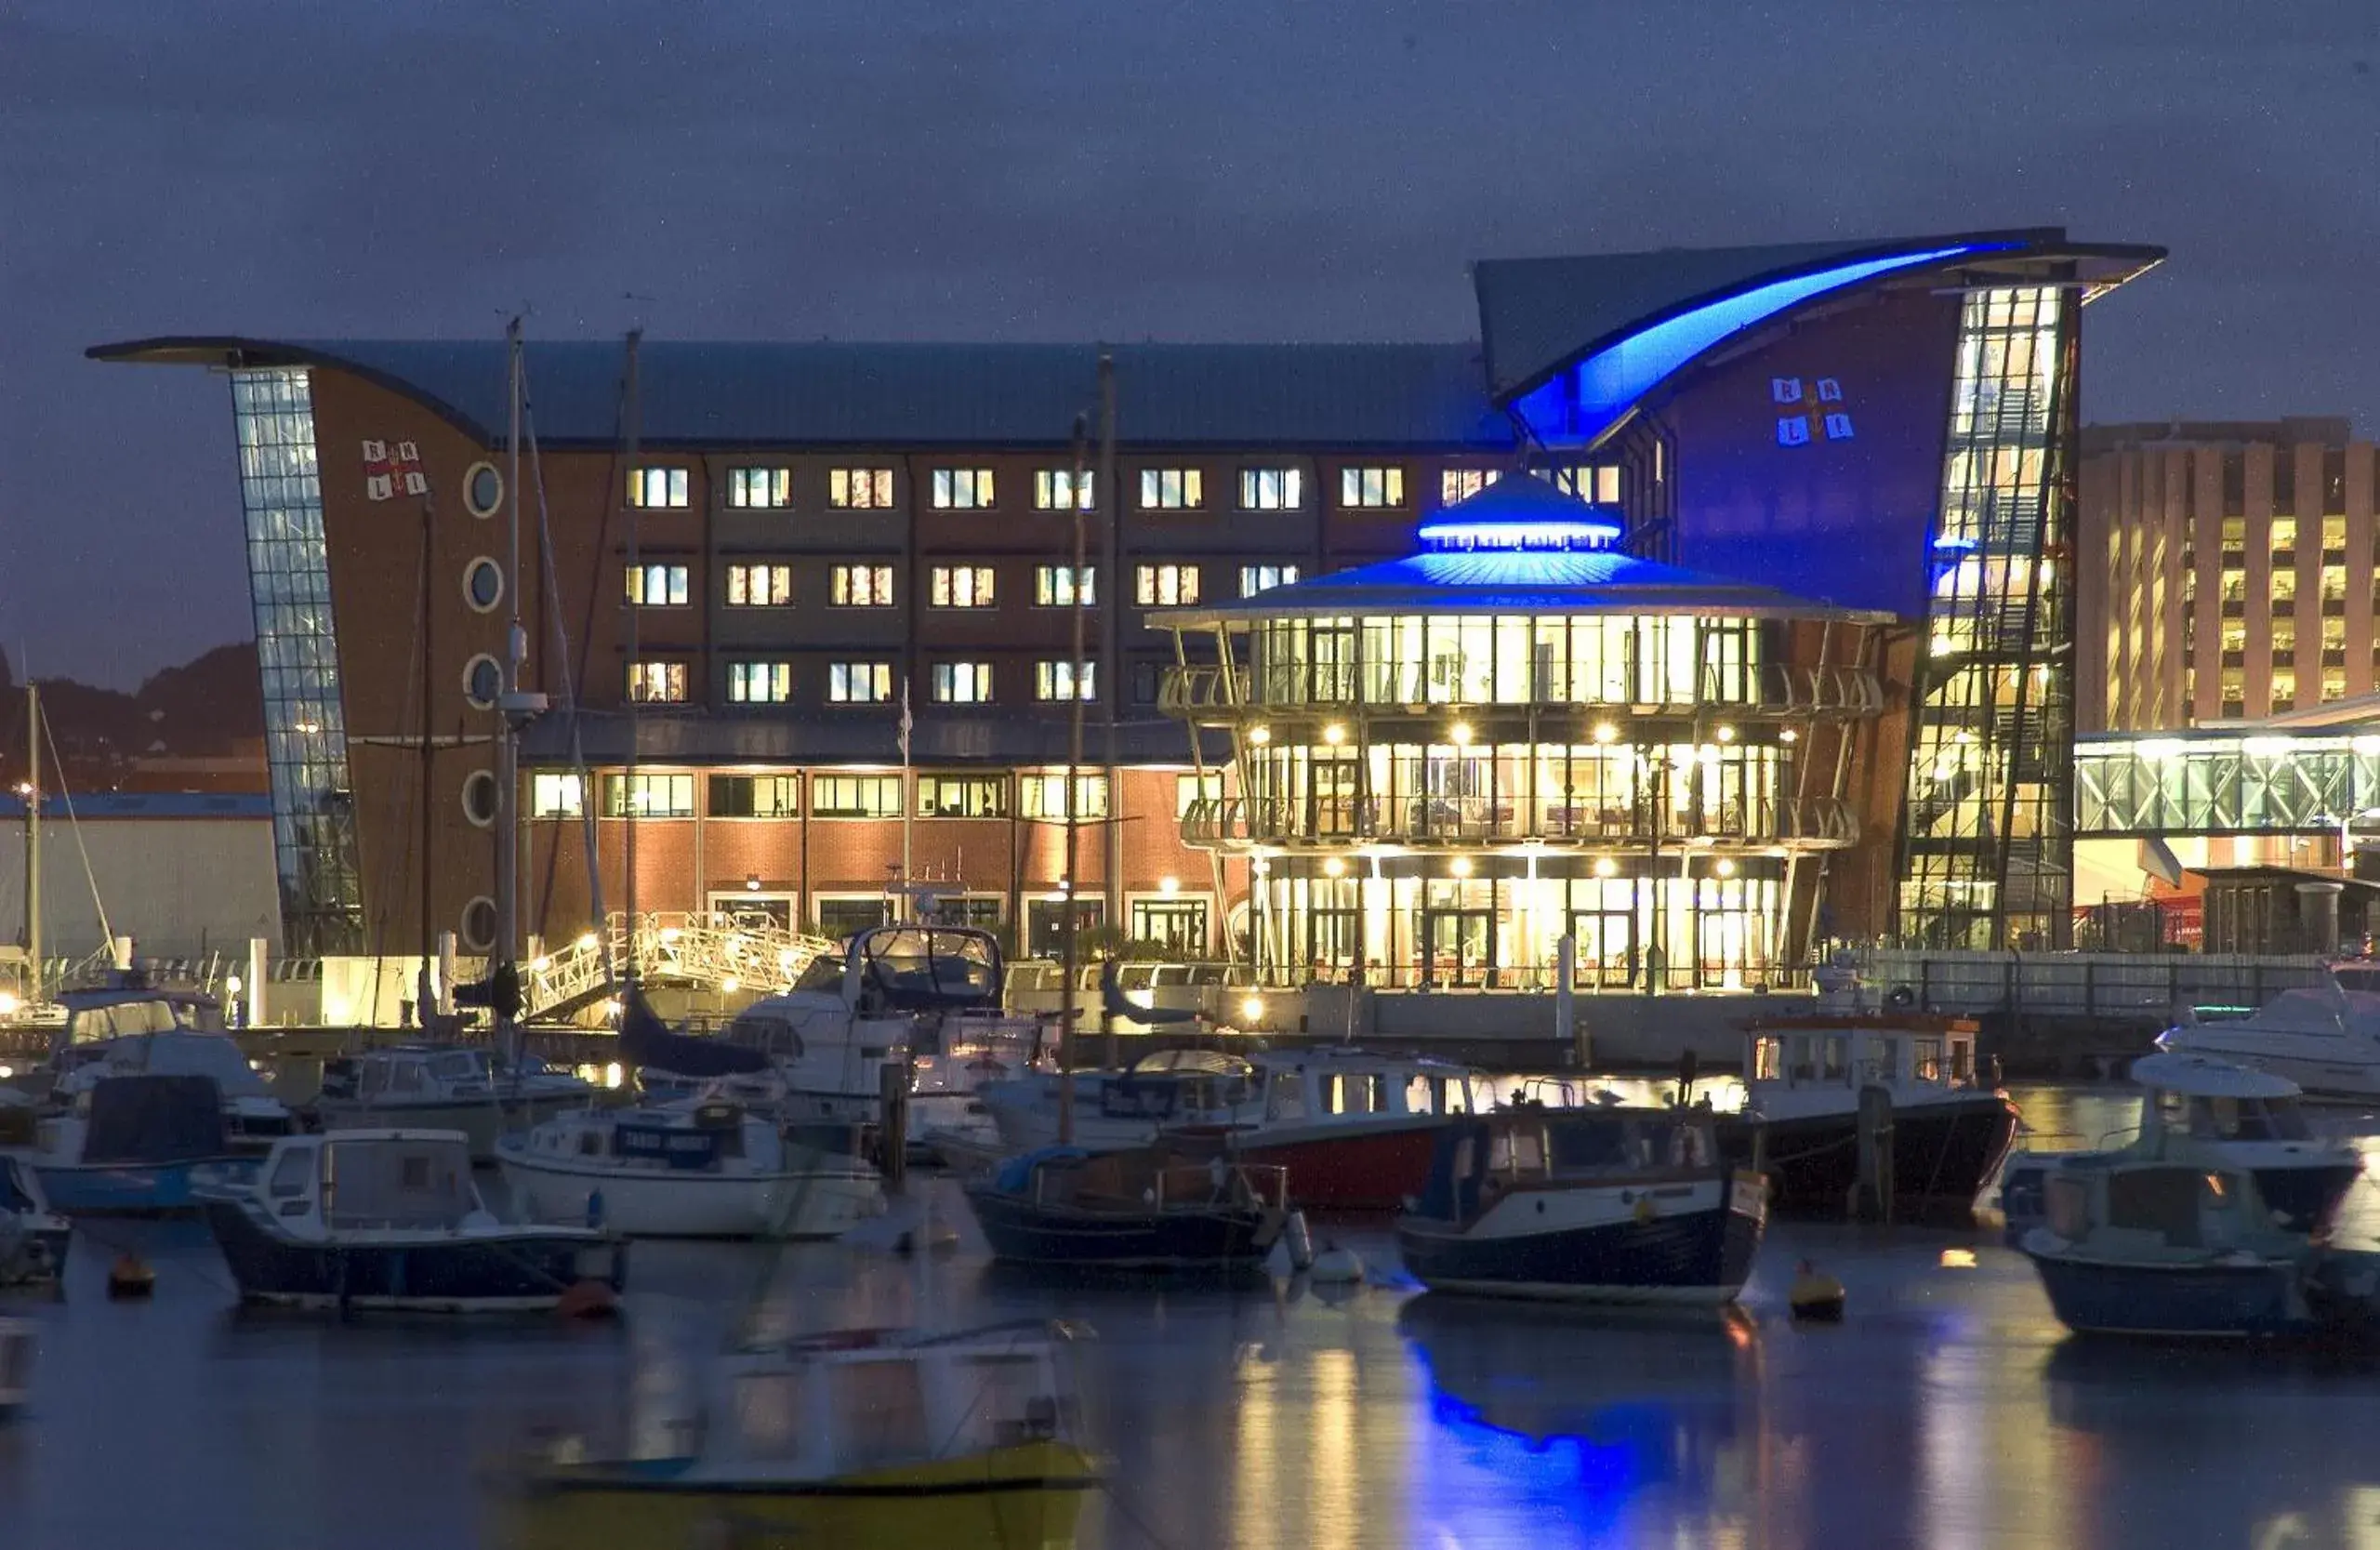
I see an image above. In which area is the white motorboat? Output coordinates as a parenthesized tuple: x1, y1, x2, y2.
(1999, 1053, 2363, 1241)
(44, 975, 294, 1150)
(315, 1045, 594, 1162)
(496, 1098, 883, 1239)
(976, 1049, 1263, 1155)
(0, 1318, 31, 1419)
(2156, 980, 2380, 1100)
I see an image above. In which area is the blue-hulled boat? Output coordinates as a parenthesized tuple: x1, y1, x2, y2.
(193, 1129, 626, 1313)
(1395, 1108, 1767, 1305)
(962, 1144, 1288, 1270)
(0, 1153, 70, 1283)
(27, 1073, 245, 1213)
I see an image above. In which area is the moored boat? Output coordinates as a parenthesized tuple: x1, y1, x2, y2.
(2156, 979, 2380, 1100)
(496, 1098, 882, 1239)
(977, 1048, 1262, 1154)
(0, 1152, 71, 1283)
(192, 1129, 625, 1314)
(1205, 1050, 1501, 1211)
(963, 1144, 1288, 1270)
(0, 1318, 31, 1417)
(27, 1073, 248, 1213)
(316, 1045, 593, 1163)
(498, 1321, 1101, 1550)
(1396, 1107, 1766, 1305)
(46, 977, 295, 1152)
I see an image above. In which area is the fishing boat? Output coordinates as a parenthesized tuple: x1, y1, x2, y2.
(0, 1152, 70, 1284)
(500, 1321, 1100, 1550)
(315, 1045, 593, 1163)
(1729, 1010, 2017, 1219)
(962, 1143, 1289, 1270)
(496, 1096, 882, 1239)
(192, 1129, 625, 1314)
(2019, 1156, 2332, 1338)
(0, 1318, 31, 1418)
(24, 1073, 247, 1213)
(2156, 978, 2380, 1100)
(1999, 1053, 2361, 1243)
(977, 1048, 1263, 1154)
(1200, 1049, 1502, 1211)
(1396, 1107, 1766, 1305)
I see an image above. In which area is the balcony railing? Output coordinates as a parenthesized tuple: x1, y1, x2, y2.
(1179, 795, 1858, 851)
(1158, 662, 1883, 720)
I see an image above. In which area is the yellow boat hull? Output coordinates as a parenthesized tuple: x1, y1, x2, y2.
(500, 1438, 1099, 1550)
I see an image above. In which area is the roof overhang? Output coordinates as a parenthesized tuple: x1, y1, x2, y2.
(89, 336, 508, 442)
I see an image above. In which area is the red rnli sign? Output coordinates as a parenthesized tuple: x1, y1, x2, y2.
(362, 439, 428, 501)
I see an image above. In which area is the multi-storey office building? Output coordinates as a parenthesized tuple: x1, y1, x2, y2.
(2078, 419, 2379, 733)
(96, 225, 2159, 970)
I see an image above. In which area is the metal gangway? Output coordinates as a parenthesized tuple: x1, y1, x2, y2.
(521, 910, 844, 1023)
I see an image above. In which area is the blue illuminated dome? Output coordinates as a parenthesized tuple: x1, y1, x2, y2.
(1415, 474, 1624, 553)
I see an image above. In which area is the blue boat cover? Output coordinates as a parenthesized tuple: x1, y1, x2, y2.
(992, 1146, 1091, 1196)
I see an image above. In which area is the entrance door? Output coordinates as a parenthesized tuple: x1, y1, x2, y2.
(1311, 625, 1356, 703)
(1419, 908, 1493, 987)
(1311, 753, 1359, 838)
(1568, 908, 1636, 988)
(709, 892, 795, 932)
(1025, 897, 1104, 960)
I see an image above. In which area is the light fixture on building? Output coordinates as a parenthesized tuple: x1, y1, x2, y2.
(1593, 857, 1618, 879)
(745, 873, 761, 892)
(1239, 994, 1264, 1025)
(721, 974, 741, 993)
(2355, 735, 2380, 756)
(1159, 875, 1181, 895)
(1593, 722, 1619, 745)
(1715, 724, 1737, 743)
(1322, 722, 1346, 746)
(1323, 856, 1347, 877)
(576, 932, 600, 951)
(1450, 856, 1474, 878)
(659, 926, 683, 944)
(1449, 722, 1474, 747)
(1248, 724, 1272, 745)
(225, 974, 243, 997)
(1715, 858, 1737, 878)
(1779, 728, 1799, 744)
(532, 955, 552, 973)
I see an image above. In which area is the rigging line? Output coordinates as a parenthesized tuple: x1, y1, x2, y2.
(33, 698, 112, 950)
(522, 387, 610, 978)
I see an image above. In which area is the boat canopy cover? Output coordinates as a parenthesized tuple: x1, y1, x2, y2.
(617, 987, 771, 1077)
(1129, 1049, 1251, 1078)
(2130, 1052, 2303, 1101)
(322, 1135, 474, 1229)
(992, 1146, 1091, 1196)
(79, 1032, 273, 1097)
(82, 1075, 225, 1165)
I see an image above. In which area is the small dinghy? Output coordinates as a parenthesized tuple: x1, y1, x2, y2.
(192, 1130, 626, 1314)
(963, 1143, 1289, 1270)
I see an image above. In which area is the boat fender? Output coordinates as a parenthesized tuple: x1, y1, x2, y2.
(1309, 1243, 1363, 1285)
(586, 1188, 606, 1232)
(1633, 1195, 1656, 1224)
(1788, 1260, 1846, 1322)
(556, 1278, 618, 1320)
(106, 1253, 156, 1300)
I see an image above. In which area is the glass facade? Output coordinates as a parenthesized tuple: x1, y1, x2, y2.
(2076, 733, 2380, 835)
(231, 368, 366, 954)
(1895, 286, 2079, 949)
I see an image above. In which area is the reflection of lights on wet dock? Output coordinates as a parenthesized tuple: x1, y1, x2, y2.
(1940, 1248, 1977, 1268)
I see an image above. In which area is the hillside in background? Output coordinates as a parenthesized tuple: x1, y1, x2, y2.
(0, 641, 265, 794)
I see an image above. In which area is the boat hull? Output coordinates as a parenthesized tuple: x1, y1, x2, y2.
(32, 1158, 233, 1215)
(2025, 1245, 2313, 1337)
(2003, 1155, 2362, 1244)
(199, 1196, 625, 1313)
(317, 1091, 589, 1163)
(963, 1186, 1276, 1269)
(1723, 1094, 2017, 1218)
(1222, 1121, 1442, 1212)
(496, 1151, 881, 1239)
(1398, 1181, 1764, 1305)
(503, 1439, 1097, 1550)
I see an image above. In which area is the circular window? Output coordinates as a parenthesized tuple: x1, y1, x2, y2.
(462, 653, 502, 709)
(459, 895, 498, 953)
(462, 557, 504, 614)
(463, 462, 504, 519)
(460, 769, 499, 828)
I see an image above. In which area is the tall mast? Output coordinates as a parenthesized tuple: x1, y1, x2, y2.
(620, 329, 643, 983)
(1057, 413, 1091, 1146)
(1096, 353, 1121, 938)
(23, 682, 38, 1006)
(495, 317, 525, 1057)
(416, 481, 437, 1024)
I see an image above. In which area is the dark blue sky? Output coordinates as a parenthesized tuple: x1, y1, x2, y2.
(5, 0, 2376, 685)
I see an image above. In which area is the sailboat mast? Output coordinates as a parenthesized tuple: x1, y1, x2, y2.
(417, 483, 437, 1024)
(620, 329, 643, 982)
(1057, 413, 1090, 1147)
(496, 316, 524, 1055)
(23, 682, 38, 1006)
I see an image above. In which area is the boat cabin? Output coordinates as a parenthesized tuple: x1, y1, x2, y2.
(322, 1047, 497, 1104)
(989, 1145, 1286, 1212)
(1255, 1053, 1498, 1125)
(847, 926, 1004, 1014)
(1745, 1014, 1981, 1095)
(688, 1326, 1081, 1481)
(2133, 1053, 2313, 1146)
(1099, 1051, 1255, 1121)
(522, 1104, 759, 1172)
(249, 1132, 487, 1236)
(1408, 1109, 1727, 1224)
(54, 977, 224, 1048)
(2042, 1159, 2280, 1253)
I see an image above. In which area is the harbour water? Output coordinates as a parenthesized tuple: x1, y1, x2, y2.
(8, 1084, 2380, 1549)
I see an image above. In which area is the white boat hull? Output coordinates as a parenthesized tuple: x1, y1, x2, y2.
(318, 1090, 590, 1161)
(2153, 1040, 2380, 1100)
(496, 1151, 881, 1239)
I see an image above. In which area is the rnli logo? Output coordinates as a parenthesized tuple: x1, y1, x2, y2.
(1772, 378, 1854, 447)
(362, 438, 429, 501)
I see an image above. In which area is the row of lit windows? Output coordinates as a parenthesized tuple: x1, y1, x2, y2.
(633, 562, 1301, 609)
(530, 768, 1142, 820)
(628, 658, 1100, 705)
(626, 462, 1515, 513)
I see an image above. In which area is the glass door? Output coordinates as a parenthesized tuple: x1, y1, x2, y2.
(1419, 908, 1493, 987)
(1568, 908, 1637, 988)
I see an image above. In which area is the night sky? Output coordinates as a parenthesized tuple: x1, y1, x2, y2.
(5, 0, 2376, 686)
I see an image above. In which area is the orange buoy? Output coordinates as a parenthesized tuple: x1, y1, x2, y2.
(107, 1253, 157, 1300)
(555, 1278, 618, 1320)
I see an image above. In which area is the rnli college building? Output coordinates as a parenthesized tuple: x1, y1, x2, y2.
(97, 227, 2162, 989)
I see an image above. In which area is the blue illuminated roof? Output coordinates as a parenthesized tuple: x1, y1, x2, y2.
(1414, 473, 1623, 552)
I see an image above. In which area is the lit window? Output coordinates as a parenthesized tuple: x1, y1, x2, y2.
(1131, 898, 1209, 953)
(724, 563, 792, 607)
(2271, 516, 2298, 558)
(602, 773, 694, 816)
(1035, 660, 1097, 701)
(1238, 469, 1302, 510)
(1035, 566, 1095, 606)
(829, 565, 896, 607)
(627, 468, 689, 509)
(930, 566, 996, 608)
(1339, 466, 1405, 509)
(829, 468, 895, 510)
(2324, 668, 2349, 702)
(811, 775, 904, 818)
(1176, 771, 1223, 817)
(827, 662, 892, 704)
(726, 468, 791, 510)
(932, 661, 994, 704)
(1138, 469, 1204, 510)
(919, 775, 1007, 817)
(2323, 566, 2347, 603)
(1135, 564, 1200, 606)
(1549, 465, 1621, 504)
(708, 775, 800, 817)
(726, 661, 791, 704)
(626, 661, 687, 703)
(2273, 667, 2298, 711)
(1239, 564, 1299, 597)
(1021, 773, 1109, 819)
(932, 469, 996, 510)
(625, 563, 690, 606)
(529, 773, 584, 818)
(1441, 469, 1501, 504)
(1034, 470, 1095, 510)
(2274, 568, 2297, 603)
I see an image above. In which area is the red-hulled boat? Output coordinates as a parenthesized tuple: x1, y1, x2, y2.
(1179, 1050, 1497, 1211)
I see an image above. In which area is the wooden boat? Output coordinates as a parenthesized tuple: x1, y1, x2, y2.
(1396, 1107, 1766, 1305)
(962, 1144, 1289, 1270)
(193, 1130, 626, 1314)
(498, 1321, 1101, 1550)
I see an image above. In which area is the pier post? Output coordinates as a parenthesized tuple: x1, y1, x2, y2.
(1853, 1084, 1894, 1223)
(879, 1060, 909, 1196)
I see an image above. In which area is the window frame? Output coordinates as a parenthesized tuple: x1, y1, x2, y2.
(725, 660, 793, 705)
(724, 563, 793, 608)
(625, 563, 692, 608)
(931, 468, 996, 510)
(930, 660, 995, 705)
(725, 467, 792, 510)
(1338, 465, 1407, 510)
(828, 468, 896, 510)
(1034, 659, 1098, 702)
(929, 565, 997, 609)
(826, 661, 894, 705)
(627, 467, 691, 510)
